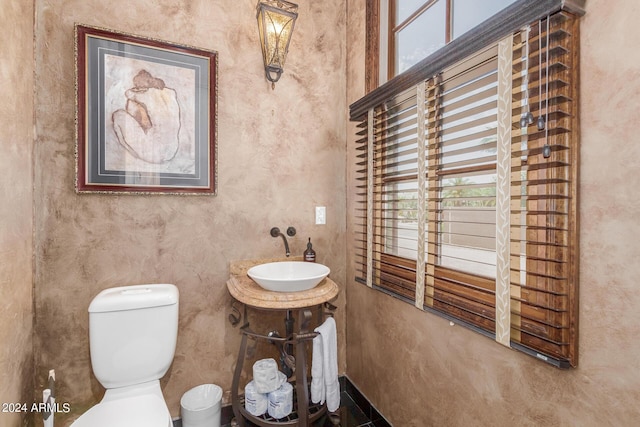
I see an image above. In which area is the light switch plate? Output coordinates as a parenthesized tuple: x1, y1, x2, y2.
(315, 206, 326, 225)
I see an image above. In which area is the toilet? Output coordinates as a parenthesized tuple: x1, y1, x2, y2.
(71, 284, 179, 427)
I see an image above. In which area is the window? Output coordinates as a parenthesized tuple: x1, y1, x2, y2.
(353, 1, 584, 368)
(383, 0, 519, 80)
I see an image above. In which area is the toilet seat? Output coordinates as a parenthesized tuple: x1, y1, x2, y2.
(70, 392, 172, 427)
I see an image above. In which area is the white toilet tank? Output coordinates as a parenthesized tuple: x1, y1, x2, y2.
(88, 284, 179, 389)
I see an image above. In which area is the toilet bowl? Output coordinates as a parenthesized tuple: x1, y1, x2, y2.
(71, 284, 179, 427)
(70, 382, 172, 427)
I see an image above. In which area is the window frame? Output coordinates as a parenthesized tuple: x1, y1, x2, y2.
(363, 0, 585, 96)
(386, 0, 451, 80)
(384, 0, 525, 82)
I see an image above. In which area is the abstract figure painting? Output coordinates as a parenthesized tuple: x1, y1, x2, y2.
(75, 25, 217, 194)
(111, 69, 184, 165)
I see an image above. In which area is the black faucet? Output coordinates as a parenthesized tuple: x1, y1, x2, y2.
(270, 226, 296, 257)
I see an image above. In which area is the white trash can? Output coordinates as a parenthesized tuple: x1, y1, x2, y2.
(180, 384, 223, 427)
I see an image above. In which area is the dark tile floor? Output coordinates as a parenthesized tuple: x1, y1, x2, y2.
(175, 377, 391, 427)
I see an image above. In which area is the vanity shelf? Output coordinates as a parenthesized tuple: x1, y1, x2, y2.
(227, 261, 339, 427)
(236, 390, 327, 426)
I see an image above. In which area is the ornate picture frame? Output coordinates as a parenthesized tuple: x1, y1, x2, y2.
(75, 24, 217, 195)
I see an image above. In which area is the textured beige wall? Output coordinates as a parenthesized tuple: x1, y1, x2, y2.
(346, 0, 640, 425)
(0, 2, 35, 427)
(33, 0, 346, 424)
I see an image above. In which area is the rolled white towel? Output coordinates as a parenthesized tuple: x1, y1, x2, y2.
(244, 381, 268, 416)
(253, 358, 280, 393)
(267, 382, 294, 419)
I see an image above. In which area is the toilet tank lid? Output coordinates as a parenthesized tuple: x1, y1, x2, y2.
(89, 284, 179, 313)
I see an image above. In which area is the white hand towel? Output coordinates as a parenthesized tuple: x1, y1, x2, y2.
(312, 317, 340, 412)
(311, 331, 325, 405)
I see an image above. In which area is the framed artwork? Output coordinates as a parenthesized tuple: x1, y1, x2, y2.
(75, 24, 217, 195)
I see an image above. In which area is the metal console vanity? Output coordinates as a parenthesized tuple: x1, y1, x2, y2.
(226, 259, 340, 427)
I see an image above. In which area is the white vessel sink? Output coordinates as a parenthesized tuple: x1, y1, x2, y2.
(247, 261, 330, 292)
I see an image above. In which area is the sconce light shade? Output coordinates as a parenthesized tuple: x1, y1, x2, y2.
(256, 0, 298, 88)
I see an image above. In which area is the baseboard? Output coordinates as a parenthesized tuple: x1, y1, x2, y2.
(341, 375, 392, 426)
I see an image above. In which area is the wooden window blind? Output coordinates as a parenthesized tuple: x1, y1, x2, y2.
(436, 47, 498, 279)
(508, 12, 580, 365)
(352, 9, 580, 368)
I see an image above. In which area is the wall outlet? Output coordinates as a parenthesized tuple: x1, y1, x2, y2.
(315, 206, 326, 225)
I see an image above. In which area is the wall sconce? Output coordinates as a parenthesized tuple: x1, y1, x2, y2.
(256, 0, 298, 89)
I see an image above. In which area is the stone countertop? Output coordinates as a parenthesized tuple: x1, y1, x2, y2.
(227, 258, 340, 310)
